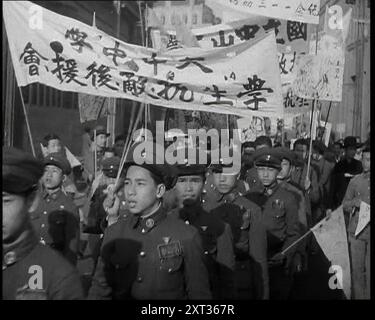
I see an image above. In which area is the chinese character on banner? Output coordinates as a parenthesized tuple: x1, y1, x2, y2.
(237, 75, 274, 110)
(19, 42, 48, 76)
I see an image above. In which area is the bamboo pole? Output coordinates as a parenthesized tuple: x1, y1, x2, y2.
(18, 86, 36, 156)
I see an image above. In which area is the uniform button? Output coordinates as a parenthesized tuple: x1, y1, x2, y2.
(185, 221, 190, 225)
(46, 199, 50, 203)
(137, 277, 143, 282)
(139, 251, 146, 257)
(141, 229, 146, 233)
(204, 251, 209, 255)
(41, 224, 45, 228)
(122, 201, 126, 206)
(210, 184, 214, 188)
(43, 211, 47, 215)
(168, 268, 173, 273)
(202, 199, 206, 203)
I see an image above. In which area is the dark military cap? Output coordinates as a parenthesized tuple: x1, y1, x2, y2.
(3, 147, 44, 194)
(44, 152, 71, 175)
(254, 135, 272, 148)
(274, 147, 297, 166)
(123, 141, 177, 190)
(175, 147, 208, 177)
(253, 147, 282, 169)
(102, 156, 120, 178)
(90, 125, 110, 140)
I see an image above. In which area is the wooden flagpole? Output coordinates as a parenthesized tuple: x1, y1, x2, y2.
(18, 86, 36, 156)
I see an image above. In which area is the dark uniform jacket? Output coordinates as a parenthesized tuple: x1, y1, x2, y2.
(88, 206, 212, 300)
(328, 158, 363, 210)
(210, 191, 269, 299)
(168, 206, 235, 299)
(3, 228, 83, 300)
(31, 189, 80, 265)
(246, 183, 301, 260)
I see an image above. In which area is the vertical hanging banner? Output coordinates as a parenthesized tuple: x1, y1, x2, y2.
(209, 0, 320, 25)
(311, 206, 351, 299)
(293, 4, 349, 102)
(3, 1, 283, 118)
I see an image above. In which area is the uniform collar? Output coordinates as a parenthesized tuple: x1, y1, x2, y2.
(42, 188, 63, 201)
(131, 203, 167, 234)
(263, 182, 279, 197)
(3, 227, 39, 270)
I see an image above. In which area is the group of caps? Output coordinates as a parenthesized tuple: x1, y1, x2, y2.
(4, 139, 300, 196)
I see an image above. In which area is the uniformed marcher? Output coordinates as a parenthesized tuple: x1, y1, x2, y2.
(32, 152, 80, 266)
(275, 147, 310, 272)
(246, 148, 301, 300)
(311, 140, 335, 219)
(207, 157, 269, 299)
(291, 139, 321, 212)
(342, 145, 370, 299)
(3, 147, 83, 300)
(88, 141, 212, 300)
(168, 153, 235, 299)
(243, 136, 273, 193)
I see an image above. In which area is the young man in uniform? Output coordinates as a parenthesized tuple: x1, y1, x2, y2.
(3, 147, 83, 300)
(244, 136, 273, 193)
(168, 153, 235, 299)
(206, 158, 269, 299)
(32, 153, 80, 265)
(246, 148, 301, 300)
(88, 141, 212, 300)
(342, 145, 370, 299)
(275, 147, 310, 273)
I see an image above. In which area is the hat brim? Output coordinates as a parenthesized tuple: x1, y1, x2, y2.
(254, 162, 281, 170)
(44, 159, 71, 175)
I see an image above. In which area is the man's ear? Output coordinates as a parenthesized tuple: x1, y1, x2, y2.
(156, 184, 166, 199)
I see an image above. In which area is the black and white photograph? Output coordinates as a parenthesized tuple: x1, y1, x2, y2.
(2, 0, 371, 310)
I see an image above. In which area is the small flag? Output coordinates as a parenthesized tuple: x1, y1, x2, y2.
(311, 206, 351, 298)
(355, 201, 370, 236)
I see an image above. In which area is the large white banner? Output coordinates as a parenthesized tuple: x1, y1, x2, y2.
(150, 15, 312, 116)
(150, 15, 312, 54)
(3, 1, 283, 118)
(209, 0, 320, 25)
